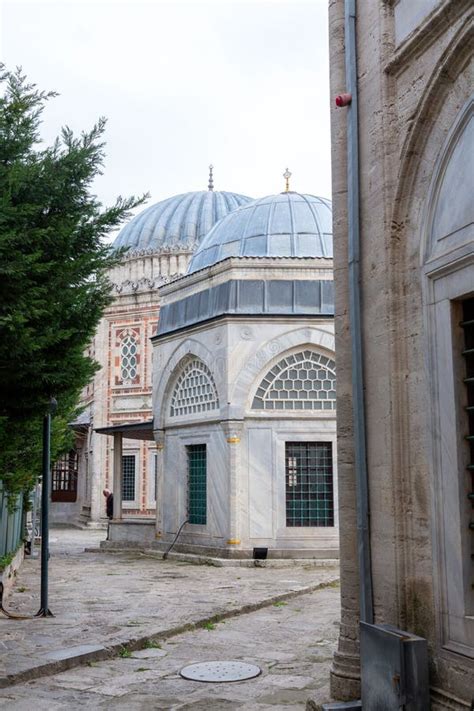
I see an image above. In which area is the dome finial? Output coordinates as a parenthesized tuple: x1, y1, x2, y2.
(283, 167, 292, 193)
(208, 164, 214, 191)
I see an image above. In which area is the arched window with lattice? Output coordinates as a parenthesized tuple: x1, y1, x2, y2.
(170, 358, 219, 417)
(117, 329, 139, 385)
(252, 350, 336, 411)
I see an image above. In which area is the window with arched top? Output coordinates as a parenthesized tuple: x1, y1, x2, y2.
(421, 97, 474, 654)
(120, 333, 138, 383)
(169, 359, 219, 417)
(252, 350, 336, 411)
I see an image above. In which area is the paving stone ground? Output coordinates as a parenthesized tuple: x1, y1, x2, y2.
(0, 584, 339, 709)
(0, 528, 340, 708)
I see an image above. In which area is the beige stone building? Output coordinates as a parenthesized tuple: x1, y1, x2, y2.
(328, 0, 473, 708)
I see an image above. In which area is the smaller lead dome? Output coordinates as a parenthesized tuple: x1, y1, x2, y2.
(187, 192, 332, 273)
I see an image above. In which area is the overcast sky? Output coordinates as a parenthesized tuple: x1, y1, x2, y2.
(2, 0, 331, 225)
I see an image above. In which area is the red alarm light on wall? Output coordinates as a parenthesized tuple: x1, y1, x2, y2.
(335, 93, 352, 107)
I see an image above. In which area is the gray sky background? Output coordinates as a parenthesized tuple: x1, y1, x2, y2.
(2, 0, 331, 227)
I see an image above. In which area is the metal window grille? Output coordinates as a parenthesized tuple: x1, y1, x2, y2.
(120, 334, 138, 382)
(252, 350, 336, 411)
(461, 298, 474, 536)
(187, 444, 207, 525)
(51, 450, 78, 502)
(170, 359, 219, 417)
(122, 455, 136, 502)
(285, 442, 334, 527)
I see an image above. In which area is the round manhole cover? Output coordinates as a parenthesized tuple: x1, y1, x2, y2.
(180, 661, 261, 683)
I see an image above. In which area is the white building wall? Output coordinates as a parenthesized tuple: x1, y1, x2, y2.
(242, 419, 338, 555)
(153, 302, 338, 557)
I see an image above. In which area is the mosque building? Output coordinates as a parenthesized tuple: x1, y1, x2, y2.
(50, 169, 251, 526)
(51, 170, 338, 559)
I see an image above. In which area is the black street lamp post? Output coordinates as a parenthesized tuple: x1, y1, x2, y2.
(36, 397, 57, 618)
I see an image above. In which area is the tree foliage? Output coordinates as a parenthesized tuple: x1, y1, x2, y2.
(0, 66, 146, 499)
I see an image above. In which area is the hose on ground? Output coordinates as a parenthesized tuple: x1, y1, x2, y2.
(163, 520, 188, 560)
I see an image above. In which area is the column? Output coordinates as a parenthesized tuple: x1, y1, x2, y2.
(222, 421, 244, 548)
(89, 429, 103, 525)
(154, 430, 165, 538)
(112, 432, 123, 520)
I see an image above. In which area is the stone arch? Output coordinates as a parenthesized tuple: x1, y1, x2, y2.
(421, 95, 473, 265)
(384, 24, 473, 636)
(418, 97, 473, 655)
(392, 19, 473, 236)
(250, 347, 336, 413)
(154, 338, 221, 428)
(169, 357, 219, 418)
(228, 326, 335, 413)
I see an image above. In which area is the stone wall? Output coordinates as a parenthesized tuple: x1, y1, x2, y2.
(328, 0, 473, 706)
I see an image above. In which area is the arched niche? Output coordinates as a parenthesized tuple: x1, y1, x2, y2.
(422, 95, 474, 658)
(168, 357, 220, 419)
(250, 348, 336, 413)
(153, 338, 221, 429)
(229, 326, 335, 413)
(383, 32, 473, 649)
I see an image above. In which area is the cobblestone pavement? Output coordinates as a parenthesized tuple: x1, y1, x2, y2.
(0, 583, 339, 709)
(0, 528, 339, 693)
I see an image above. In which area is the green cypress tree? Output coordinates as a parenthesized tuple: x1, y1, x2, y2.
(0, 66, 147, 500)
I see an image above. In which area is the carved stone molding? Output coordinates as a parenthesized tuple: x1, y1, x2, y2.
(112, 275, 179, 294)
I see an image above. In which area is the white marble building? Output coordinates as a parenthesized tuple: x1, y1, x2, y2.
(107, 189, 339, 559)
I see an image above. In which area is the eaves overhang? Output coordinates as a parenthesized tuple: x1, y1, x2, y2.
(94, 419, 154, 441)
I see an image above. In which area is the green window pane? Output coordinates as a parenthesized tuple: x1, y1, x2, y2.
(187, 444, 207, 525)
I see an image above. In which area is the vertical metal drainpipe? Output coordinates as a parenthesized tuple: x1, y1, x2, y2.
(345, 0, 374, 625)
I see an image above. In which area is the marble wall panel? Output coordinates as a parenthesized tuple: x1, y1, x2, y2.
(247, 428, 274, 538)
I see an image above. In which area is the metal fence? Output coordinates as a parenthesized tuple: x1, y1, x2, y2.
(0, 482, 24, 560)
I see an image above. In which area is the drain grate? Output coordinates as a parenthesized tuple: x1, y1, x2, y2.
(180, 661, 261, 683)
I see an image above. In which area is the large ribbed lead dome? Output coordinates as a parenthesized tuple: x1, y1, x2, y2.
(187, 192, 332, 273)
(113, 190, 252, 254)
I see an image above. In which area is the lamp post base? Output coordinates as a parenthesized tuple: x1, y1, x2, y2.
(35, 608, 54, 617)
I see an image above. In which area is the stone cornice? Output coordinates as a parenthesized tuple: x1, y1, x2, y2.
(117, 246, 195, 262)
(158, 256, 333, 299)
